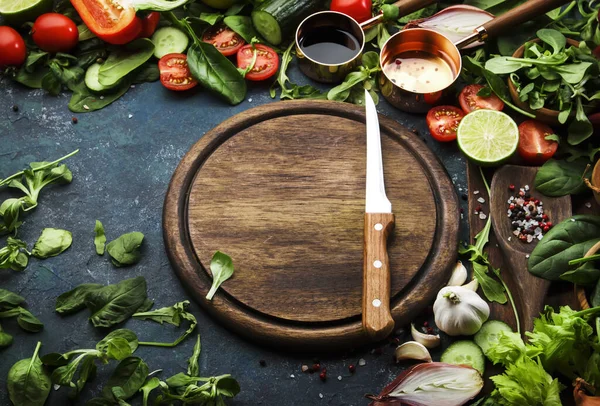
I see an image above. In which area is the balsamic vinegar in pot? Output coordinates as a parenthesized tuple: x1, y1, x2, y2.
(298, 26, 361, 64)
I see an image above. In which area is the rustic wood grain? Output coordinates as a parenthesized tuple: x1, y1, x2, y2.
(163, 100, 459, 351)
(362, 212, 395, 341)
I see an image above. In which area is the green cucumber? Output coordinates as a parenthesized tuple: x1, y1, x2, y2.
(85, 63, 116, 92)
(474, 320, 513, 355)
(441, 340, 485, 375)
(251, 0, 320, 45)
(152, 27, 189, 59)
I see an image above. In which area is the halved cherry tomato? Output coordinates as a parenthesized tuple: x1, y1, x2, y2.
(32, 13, 78, 53)
(158, 53, 198, 91)
(236, 44, 279, 81)
(0, 26, 26, 68)
(138, 12, 161, 38)
(426, 106, 465, 142)
(71, 0, 142, 45)
(459, 84, 505, 113)
(424, 91, 443, 105)
(202, 24, 245, 56)
(517, 120, 558, 165)
(330, 0, 373, 23)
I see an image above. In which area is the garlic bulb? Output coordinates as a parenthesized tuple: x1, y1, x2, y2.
(433, 286, 490, 336)
(447, 261, 468, 286)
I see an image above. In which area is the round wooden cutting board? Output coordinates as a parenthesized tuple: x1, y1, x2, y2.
(163, 100, 459, 351)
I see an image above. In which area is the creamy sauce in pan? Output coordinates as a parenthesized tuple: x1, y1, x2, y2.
(383, 51, 455, 93)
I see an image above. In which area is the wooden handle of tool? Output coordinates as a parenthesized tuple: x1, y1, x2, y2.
(362, 213, 395, 341)
(482, 0, 570, 38)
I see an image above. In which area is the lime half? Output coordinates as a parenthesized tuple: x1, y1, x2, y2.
(457, 109, 519, 166)
(0, 0, 52, 25)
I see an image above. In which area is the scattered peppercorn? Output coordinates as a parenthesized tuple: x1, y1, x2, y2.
(71, 117, 78, 124)
(312, 363, 320, 373)
(11, 105, 18, 112)
(507, 185, 552, 243)
(423, 321, 429, 327)
(509, 184, 515, 191)
(349, 364, 356, 373)
(319, 370, 327, 381)
(259, 360, 266, 367)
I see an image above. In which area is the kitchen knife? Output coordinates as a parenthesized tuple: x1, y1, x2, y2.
(362, 89, 395, 341)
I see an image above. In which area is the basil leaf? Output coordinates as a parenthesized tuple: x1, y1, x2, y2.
(106, 231, 145, 267)
(187, 334, 201, 376)
(7, 342, 51, 406)
(139, 377, 161, 406)
(85, 276, 148, 328)
(95, 220, 106, 255)
(102, 356, 149, 400)
(206, 251, 234, 300)
(99, 39, 155, 87)
(0, 288, 25, 308)
(529, 215, 600, 281)
(186, 42, 247, 105)
(223, 16, 260, 43)
(56, 283, 103, 315)
(534, 158, 588, 196)
(32, 228, 72, 258)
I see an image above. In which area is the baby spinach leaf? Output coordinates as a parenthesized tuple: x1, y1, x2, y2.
(101, 356, 149, 400)
(537, 29, 566, 55)
(96, 329, 139, 357)
(40, 353, 70, 367)
(223, 16, 260, 43)
(132, 63, 160, 84)
(7, 342, 51, 406)
(0, 199, 25, 234)
(186, 41, 247, 105)
(485, 56, 528, 74)
(165, 372, 201, 388)
(215, 375, 240, 398)
(85, 276, 149, 328)
(56, 283, 102, 315)
(199, 12, 223, 25)
(534, 158, 588, 196)
(187, 334, 201, 376)
(99, 39, 155, 87)
(139, 377, 161, 406)
(529, 215, 600, 281)
(592, 279, 600, 307)
(31, 228, 73, 258)
(560, 262, 600, 286)
(69, 79, 132, 113)
(135, 301, 198, 347)
(95, 220, 106, 255)
(206, 251, 234, 300)
(0, 324, 13, 348)
(0, 288, 25, 308)
(106, 231, 145, 267)
(51, 353, 90, 386)
(568, 97, 594, 145)
(0, 307, 43, 332)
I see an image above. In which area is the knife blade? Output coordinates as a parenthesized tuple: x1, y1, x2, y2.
(362, 89, 395, 341)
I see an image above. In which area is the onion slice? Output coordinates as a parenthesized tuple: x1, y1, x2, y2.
(367, 362, 483, 406)
(403, 5, 494, 49)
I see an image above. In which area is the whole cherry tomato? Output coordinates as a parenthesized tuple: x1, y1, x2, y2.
(330, 0, 373, 23)
(0, 26, 26, 68)
(32, 13, 78, 53)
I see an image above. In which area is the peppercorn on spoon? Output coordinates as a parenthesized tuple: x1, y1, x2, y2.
(362, 89, 395, 341)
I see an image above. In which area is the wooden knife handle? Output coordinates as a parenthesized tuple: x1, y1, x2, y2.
(362, 213, 395, 341)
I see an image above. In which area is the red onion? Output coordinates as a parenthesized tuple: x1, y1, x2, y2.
(367, 362, 483, 406)
(404, 5, 494, 49)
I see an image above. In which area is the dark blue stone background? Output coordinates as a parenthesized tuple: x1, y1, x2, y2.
(0, 64, 469, 405)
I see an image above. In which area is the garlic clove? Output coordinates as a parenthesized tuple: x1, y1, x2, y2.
(394, 341, 432, 363)
(411, 323, 441, 349)
(447, 260, 468, 286)
(462, 278, 479, 291)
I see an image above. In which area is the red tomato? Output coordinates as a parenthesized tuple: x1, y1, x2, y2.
(236, 44, 279, 81)
(138, 12, 161, 38)
(0, 26, 26, 68)
(517, 120, 558, 164)
(330, 0, 373, 23)
(459, 84, 505, 113)
(32, 13, 78, 53)
(158, 53, 198, 91)
(424, 91, 443, 105)
(202, 24, 245, 56)
(426, 106, 465, 142)
(71, 0, 141, 45)
(594, 45, 600, 60)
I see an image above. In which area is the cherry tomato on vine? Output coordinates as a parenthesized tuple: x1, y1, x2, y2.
(202, 24, 245, 56)
(158, 53, 198, 91)
(0, 26, 26, 68)
(426, 106, 465, 142)
(517, 120, 558, 165)
(32, 13, 78, 53)
(459, 84, 504, 113)
(236, 44, 279, 81)
(330, 0, 373, 23)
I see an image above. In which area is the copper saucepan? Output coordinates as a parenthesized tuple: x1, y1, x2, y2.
(295, 0, 439, 83)
(378, 0, 572, 113)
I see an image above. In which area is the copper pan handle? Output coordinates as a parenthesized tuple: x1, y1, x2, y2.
(361, 0, 438, 30)
(481, 0, 570, 38)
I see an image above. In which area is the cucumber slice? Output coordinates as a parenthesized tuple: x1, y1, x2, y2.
(85, 63, 115, 92)
(152, 27, 189, 59)
(441, 340, 485, 375)
(474, 320, 513, 355)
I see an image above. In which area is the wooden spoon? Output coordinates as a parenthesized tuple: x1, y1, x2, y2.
(490, 165, 572, 333)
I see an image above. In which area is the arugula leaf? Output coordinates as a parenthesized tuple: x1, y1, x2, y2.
(95, 220, 106, 255)
(85, 276, 149, 327)
(55, 283, 102, 315)
(135, 301, 198, 347)
(0, 238, 30, 271)
(7, 342, 51, 406)
(101, 356, 149, 400)
(269, 42, 323, 100)
(187, 334, 201, 376)
(106, 232, 145, 267)
(206, 251, 234, 300)
(31, 228, 73, 258)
